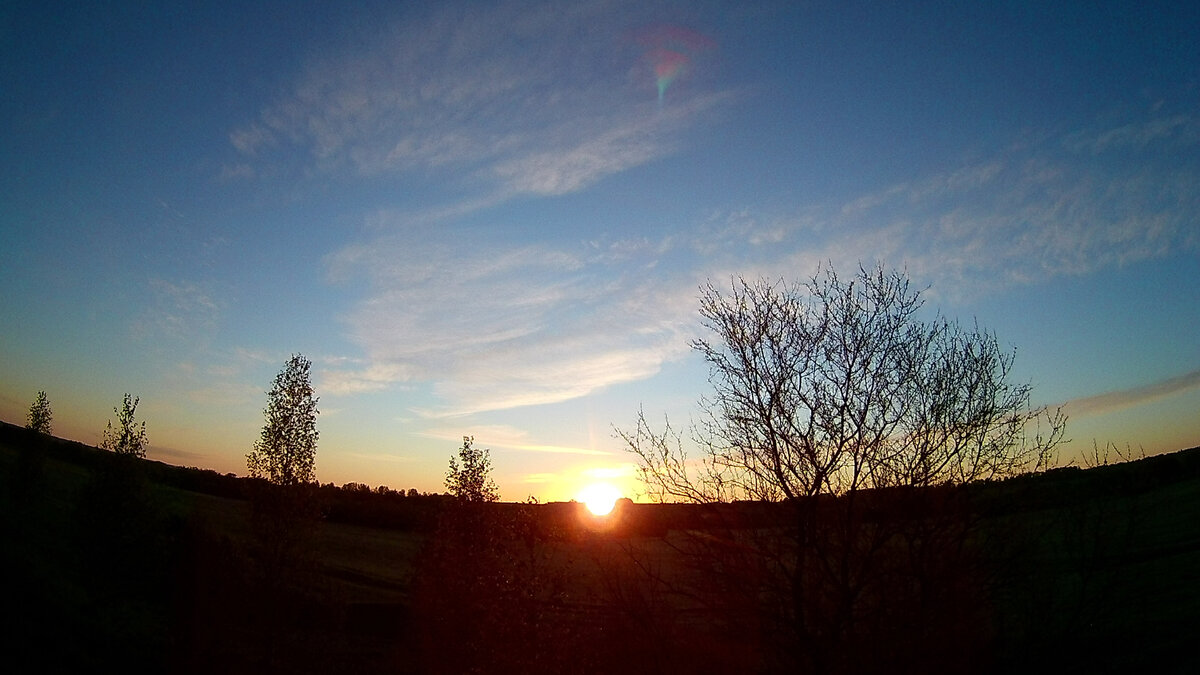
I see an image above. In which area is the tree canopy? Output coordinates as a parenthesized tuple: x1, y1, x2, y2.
(26, 390, 52, 434)
(101, 393, 147, 458)
(445, 436, 499, 503)
(247, 354, 320, 486)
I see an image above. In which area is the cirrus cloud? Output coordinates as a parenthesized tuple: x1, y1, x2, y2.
(230, 0, 729, 215)
(325, 227, 702, 415)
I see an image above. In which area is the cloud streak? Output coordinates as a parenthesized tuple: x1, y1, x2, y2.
(1065, 369, 1200, 418)
(135, 279, 222, 345)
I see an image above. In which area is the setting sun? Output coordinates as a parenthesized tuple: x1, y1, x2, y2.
(577, 482, 623, 516)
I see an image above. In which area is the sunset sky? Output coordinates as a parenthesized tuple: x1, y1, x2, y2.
(2, 0, 1198, 501)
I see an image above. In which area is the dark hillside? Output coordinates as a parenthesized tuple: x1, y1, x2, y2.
(972, 447, 1200, 673)
(3, 420, 1199, 673)
(0, 422, 430, 672)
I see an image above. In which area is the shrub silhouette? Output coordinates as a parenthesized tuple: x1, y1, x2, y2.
(100, 393, 147, 458)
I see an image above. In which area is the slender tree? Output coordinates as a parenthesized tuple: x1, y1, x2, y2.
(101, 393, 148, 458)
(26, 390, 52, 434)
(445, 436, 499, 503)
(247, 354, 320, 485)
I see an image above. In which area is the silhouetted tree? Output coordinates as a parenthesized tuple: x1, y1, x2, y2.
(247, 354, 319, 486)
(618, 263, 1068, 673)
(625, 264, 1065, 502)
(26, 390, 52, 434)
(101, 393, 147, 458)
(235, 355, 328, 674)
(445, 435, 499, 502)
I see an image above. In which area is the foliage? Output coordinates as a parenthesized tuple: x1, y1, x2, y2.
(445, 435, 499, 503)
(26, 390, 52, 435)
(247, 354, 320, 486)
(101, 393, 148, 458)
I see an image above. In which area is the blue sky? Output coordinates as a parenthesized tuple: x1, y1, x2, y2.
(2, 0, 1198, 501)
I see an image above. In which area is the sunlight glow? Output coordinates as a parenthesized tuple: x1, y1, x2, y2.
(577, 482, 623, 516)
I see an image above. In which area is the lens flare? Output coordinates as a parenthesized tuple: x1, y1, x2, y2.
(653, 49, 689, 103)
(638, 25, 716, 105)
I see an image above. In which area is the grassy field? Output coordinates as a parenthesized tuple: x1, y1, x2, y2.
(3, 421, 1199, 673)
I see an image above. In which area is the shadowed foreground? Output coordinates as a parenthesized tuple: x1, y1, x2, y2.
(2, 421, 1199, 673)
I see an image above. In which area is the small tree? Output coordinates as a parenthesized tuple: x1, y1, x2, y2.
(101, 393, 148, 458)
(445, 436, 499, 503)
(247, 354, 319, 486)
(421, 441, 579, 673)
(26, 390, 52, 434)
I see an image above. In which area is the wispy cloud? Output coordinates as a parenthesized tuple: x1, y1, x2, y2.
(877, 114, 1198, 293)
(260, 0, 1200, 429)
(134, 279, 222, 346)
(325, 108, 1200, 417)
(321, 362, 414, 396)
(223, 2, 736, 417)
(695, 110, 1200, 302)
(327, 235, 699, 415)
(1064, 114, 1199, 155)
(168, 349, 278, 409)
(1065, 368, 1200, 418)
(231, 0, 728, 217)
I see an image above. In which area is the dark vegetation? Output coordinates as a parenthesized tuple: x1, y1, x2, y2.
(3, 419, 1200, 673)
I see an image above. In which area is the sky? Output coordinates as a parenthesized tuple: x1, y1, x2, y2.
(2, 0, 1198, 502)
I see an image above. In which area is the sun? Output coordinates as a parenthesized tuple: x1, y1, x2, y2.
(577, 482, 623, 517)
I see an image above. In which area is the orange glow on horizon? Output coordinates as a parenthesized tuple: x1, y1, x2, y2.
(577, 482, 623, 516)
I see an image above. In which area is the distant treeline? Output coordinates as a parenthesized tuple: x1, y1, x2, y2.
(5, 419, 1200, 534)
(0, 421, 453, 530)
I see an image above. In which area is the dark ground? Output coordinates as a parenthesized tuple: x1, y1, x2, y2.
(2, 421, 1198, 674)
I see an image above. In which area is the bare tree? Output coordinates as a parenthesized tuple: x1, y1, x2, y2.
(101, 393, 148, 458)
(627, 264, 1064, 502)
(445, 436, 499, 503)
(26, 390, 52, 434)
(1081, 439, 1145, 468)
(618, 263, 1067, 673)
(247, 354, 319, 486)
